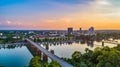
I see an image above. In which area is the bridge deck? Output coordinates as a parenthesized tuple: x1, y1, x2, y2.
(26, 39, 73, 67)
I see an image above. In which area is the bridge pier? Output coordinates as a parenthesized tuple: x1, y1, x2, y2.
(37, 50, 42, 57)
(50, 50, 54, 54)
(36, 49, 42, 56)
(43, 53, 48, 61)
(45, 45, 49, 50)
(102, 41, 104, 46)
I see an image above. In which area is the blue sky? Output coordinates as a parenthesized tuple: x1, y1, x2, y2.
(0, 0, 120, 30)
(52, 0, 92, 4)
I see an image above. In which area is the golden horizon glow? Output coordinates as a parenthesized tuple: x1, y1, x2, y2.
(0, 0, 120, 30)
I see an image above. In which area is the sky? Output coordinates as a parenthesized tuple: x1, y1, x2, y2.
(0, 0, 120, 30)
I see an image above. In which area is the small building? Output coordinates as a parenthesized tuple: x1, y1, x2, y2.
(0, 36, 7, 39)
(0, 33, 3, 36)
(12, 36, 20, 39)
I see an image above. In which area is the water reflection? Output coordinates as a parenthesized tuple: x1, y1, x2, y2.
(0, 44, 26, 49)
(0, 44, 33, 67)
(86, 41, 94, 47)
(40, 40, 95, 48)
(39, 40, 118, 58)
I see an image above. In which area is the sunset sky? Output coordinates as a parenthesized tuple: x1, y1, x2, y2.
(0, 0, 120, 30)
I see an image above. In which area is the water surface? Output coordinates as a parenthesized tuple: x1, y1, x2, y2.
(0, 46, 33, 67)
(41, 40, 118, 58)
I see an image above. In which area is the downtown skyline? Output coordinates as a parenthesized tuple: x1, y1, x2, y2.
(0, 0, 120, 30)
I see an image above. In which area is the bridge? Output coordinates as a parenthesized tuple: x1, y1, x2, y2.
(26, 39, 73, 67)
(0, 43, 25, 48)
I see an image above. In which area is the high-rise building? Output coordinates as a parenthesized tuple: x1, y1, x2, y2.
(68, 28, 73, 35)
(79, 28, 82, 33)
(88, 27, 95, 35)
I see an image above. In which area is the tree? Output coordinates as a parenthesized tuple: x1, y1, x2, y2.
(29, 56, 61, 67)
(49, 61, 61, 67)
(29, 56, 41, 67)
(97, 47, 120, 67)
(72, 51, 81, 62)
(114, 44, 120, 51)
(63, 45, 120, 67)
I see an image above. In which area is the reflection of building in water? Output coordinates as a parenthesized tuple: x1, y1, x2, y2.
(68, 41, 73, 44)
(87, 41, 94, 47)
(80, 40, 85, 44)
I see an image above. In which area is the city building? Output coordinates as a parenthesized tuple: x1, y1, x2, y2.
(68, 27, 73, 35)
(12, 36, 20, 39)
(0, 33, 3, 36)
(87, 27, 96, 35)
(79, 28, 82, 33)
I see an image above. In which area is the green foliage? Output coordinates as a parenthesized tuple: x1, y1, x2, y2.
(0, 33, 23, 44)
(72, 51, 81, 62)
(63, 45, 120, 67)
(97, 48, 120, 67)
(29, 56, 41, 67)
(114, 44, 120, 51)
(29, 56, 61, 67)
(49, 61, 61, 67)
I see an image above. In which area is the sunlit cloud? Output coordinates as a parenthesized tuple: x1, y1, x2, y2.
(6, 20, 12, 24)
(95, 0, 111, 5)
(0, 0, 120, 30)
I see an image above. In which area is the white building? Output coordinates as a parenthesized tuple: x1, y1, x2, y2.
(12, 36, 20, 39)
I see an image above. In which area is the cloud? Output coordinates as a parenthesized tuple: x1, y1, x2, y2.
(85, 0, 120, 17)
(0, 17, 26, 29)
(6, 20, 11, 24)
(95, 0, 111, 5)
(0, 0, 120, 30)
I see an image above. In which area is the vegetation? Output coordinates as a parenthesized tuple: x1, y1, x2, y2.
(63, 44, 120, 67)
(0, 33, 23, 44)
(96, 33, 120, 41)
(29, 56, 41, 67)
(48, 61, 62, 67)
(29, 56, 61, 67)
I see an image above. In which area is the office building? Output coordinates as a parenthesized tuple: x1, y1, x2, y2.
(68, 28, 73, 35)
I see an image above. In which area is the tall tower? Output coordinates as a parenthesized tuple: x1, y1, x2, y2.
(79, 28, 82, 33)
